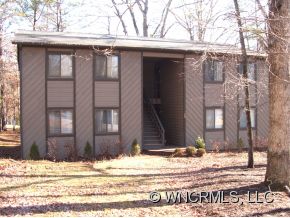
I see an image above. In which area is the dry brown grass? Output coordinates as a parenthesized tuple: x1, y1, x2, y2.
(0, 130, 20, 147)
(0, 152, 289, 216)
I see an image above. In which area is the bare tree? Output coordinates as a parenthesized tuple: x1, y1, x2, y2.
(152, 0, 173, 38)
(46, 0, 67, 32)
(124, 0, 139, 36)
(171, 0, 218, 41)
(109, 0, 173, 38)
(135, 0, 148, 37)
(16, 0, 48, 30)
(233, 0, 254, 168)
(265, 0, 290, 189)
(111, 0, 128, 35)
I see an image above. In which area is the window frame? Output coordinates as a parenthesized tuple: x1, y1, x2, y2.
(46, 51, 75, 80)
(237, 62, 257, 81)
(204, 59, 225, 84)
(239, 107, 257, 130)
(95, 107, 120, 135)
(47, 108, 74, 137)
(205, 107, 225, 131)
(94, 53, 120, 81)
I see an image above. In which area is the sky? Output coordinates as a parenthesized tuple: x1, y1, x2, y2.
(5, 0, 267, 49)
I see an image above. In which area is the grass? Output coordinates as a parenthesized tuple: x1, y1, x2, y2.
(0, 130, 20, 147)
(0, 152, 289, 216)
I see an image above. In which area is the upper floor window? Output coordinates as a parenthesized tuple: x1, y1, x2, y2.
(204, 60, 223, 82)
(48, 53, 73, 78)
(238, 63, 256, 80)
(239, 108, 256, 129)
(206, 108, 224, 129)
(95, 55, 119, 80)
(48, 109, 73, 136)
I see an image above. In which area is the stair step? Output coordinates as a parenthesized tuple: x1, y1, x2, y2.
(144, 136, 161, 139)
(143, 143, 164, 147)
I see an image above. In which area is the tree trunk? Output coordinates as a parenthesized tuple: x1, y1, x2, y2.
(233, 0, 254, 168)
(265, 0, 290, 189)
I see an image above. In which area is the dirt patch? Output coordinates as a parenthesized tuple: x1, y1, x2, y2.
(0, 152, 289, 216)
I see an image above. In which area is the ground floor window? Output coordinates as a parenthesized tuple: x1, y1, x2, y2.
(95, 108, 119, 134)
(48, 109, 73, 136)
(239, 108, 255, 128)
(206, 108, 224, 129)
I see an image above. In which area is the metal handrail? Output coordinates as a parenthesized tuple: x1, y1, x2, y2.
(144, 96, 165, 145)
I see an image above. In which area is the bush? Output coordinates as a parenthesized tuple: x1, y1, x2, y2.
(195, 136, 206, 149)
(131, 139, 141, 156)
(29, 142, 40, 160)
(84, 141, 93, 159)
(47, 138, 57, 161)
(186, 146, 197, 157)
(65, 143, 78, 162)
(196, 148, 206, 157)
(237, 137, 244, 152)
(172, 148, 184, 157)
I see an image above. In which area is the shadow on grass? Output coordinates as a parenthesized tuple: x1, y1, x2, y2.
(0, 199, 162, 216)
(248, 208, 290, 216)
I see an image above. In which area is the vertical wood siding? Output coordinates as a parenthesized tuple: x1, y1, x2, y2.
(22, 47, 46, 158)
(256, 60, 269, 140)
(47, 81, 74, 107)
(238, 130, 256, 147)
(224, 59, 238, 146)
(204, 84, 224, 106)
(94, 82, 119, 107)
(75, 49, 93, 155)
(120, 51, 142, 151)
(205, 131, 224, 149)
(160, 60, 184, 145)
(47, 137, 74, 160)
(184, 54, 204, 145)
(95, 135, 121, 155)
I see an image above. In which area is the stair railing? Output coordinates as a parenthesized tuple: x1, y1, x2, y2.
(144, 96, 165, 145)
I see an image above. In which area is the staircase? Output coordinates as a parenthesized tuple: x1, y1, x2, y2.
(143, 97, 165, 149)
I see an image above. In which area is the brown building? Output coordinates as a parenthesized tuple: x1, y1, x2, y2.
(13, 31, 269, 159)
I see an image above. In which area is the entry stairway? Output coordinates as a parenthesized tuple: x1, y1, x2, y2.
(143, 97, 165, 149)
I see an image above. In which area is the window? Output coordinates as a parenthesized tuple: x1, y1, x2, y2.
(95, 55, 119, 79)
(240, 108, 255, 128)
(204, 60, 223, 82)
(206, 108, 224, 129)
(238, 63, 256, 80)
(48, 53, 73, 78)
(95, 109, 119, 134)
(48, 109, 73, 135)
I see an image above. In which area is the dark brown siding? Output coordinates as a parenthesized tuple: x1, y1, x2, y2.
(95, 81, 119, 107)
(184, 54, 204, 145)
(256, 60, 269, 140)
(47, 81, 74, 107)
(75, 49, 93, 155)
(95, 135, 120, 155)
(22, 47, 46, 158)
(47, 137, 74, 159)
(160, 60, 184, 145)
(224, 58, 239, 147)
(120, 51, 142, 150)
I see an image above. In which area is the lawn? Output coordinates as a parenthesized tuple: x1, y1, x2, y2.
(0, 130, 21, 159)
(0, 152, 289, 216)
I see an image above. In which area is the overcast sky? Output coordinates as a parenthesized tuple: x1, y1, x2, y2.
(7, 0, 267, 48)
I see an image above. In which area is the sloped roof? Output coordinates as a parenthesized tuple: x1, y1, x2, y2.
(12, 30, 265, 57)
